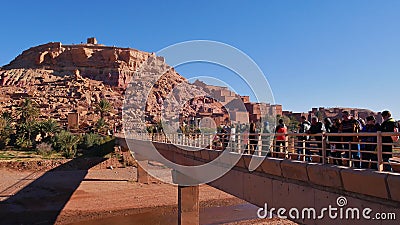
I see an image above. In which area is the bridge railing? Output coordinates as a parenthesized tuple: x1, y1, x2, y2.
(124, 131, 400, 172)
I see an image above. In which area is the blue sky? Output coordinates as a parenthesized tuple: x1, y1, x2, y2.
(0, 0, 399, 119)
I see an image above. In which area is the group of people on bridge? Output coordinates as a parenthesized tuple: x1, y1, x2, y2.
(275, 110, 398, 171)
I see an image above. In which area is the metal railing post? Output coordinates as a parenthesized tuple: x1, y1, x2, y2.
(302, 140, 306, 162)
(377, 131, 383, 172)
(257, 134, 262, 156)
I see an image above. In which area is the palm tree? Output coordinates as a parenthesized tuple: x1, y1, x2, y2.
(53, 131, 80, 158)
(39, 119, 60, 141)
(0, 113, 13, 148)
(95, 117, 108, 133)
(15, 99, 40, 149)
(17, 98, 39, 123)
(96, 99, 111, 119)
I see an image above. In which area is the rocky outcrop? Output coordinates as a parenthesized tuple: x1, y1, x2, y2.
(0, 40, 217, 132)
(3, 41, 152, 88)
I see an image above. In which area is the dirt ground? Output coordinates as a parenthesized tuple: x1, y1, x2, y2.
(0, 159, 296, 225)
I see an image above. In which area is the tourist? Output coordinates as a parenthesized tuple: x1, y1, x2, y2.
(297, 116, 311, 161)
(248, 122, 258, 155)
(308, 117, 325, 157)
(341, 111, 360, 168)
(360, 116, 379, 169)
(274, 119, 287, 154)
(220, 126, 230, 149)
(329, 118, 343, 165)
(324, 118, 332, 157)
(380, 110, 398, 171)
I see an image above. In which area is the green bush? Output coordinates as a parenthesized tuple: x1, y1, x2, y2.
(52, 131, 80, 159)
(80, 133, 103, 149)
(95, 117, 108, 134)
(0, 114, 13, 148)
(15, 135, 33, 150)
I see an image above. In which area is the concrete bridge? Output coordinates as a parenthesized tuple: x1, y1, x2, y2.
(115, 133, 400, 225)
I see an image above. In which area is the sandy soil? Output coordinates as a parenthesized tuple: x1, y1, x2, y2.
(0, 160, 296, 225)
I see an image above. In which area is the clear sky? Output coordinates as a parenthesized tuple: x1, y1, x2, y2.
(0, 0, 399, 119)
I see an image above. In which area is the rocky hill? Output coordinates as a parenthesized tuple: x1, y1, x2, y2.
(0, 38, 209, 132)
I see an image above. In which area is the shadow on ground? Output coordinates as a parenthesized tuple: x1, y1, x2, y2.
(0, 140, 116, 225)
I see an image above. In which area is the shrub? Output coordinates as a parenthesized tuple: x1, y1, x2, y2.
(52, 131, 80, 159)
(36, 142, 53, 157)
(95, 117, 108, 134)
(15, 135, 33, 150)
(0, 115, 13, 148)
(80, 133, 103, 149)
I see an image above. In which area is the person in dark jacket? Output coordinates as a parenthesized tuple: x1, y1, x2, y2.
(380, 110, 398, 171)
(309, 117, 324, 156)
(360, 116, 380, 169)
(341, 111, 360, 168)
(248, 122, 258, 155)
(330, 118, 343, 165)
(324, 118, 332, 157)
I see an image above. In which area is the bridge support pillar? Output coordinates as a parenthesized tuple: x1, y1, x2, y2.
(137, 160, 149, 184)
(178, 185, 199, 225)
(172, 170, 200, 225)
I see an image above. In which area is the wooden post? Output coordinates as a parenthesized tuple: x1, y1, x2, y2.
(237, 135, 241, 154)
(377, 131, 383, 172)
(348, 141, 352, 168)
(209, 134, 213, 150)
(257, 134, 262, 156)
(322, 133, 327, 164)
(284, 134, 288, 158)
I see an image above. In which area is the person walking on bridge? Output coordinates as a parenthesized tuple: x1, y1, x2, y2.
(309, 117, 325, 158)
(341, 111, 361, 168)
(360, 116, 379, 169)
(274, 119, 287, 154)
(330, 118, 343, 165)
(380, 110, 398, 171)
(297, 116, 311, 161)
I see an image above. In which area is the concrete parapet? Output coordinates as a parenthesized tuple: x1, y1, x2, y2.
(260, 158, 283, 177)
(341, 169, 389, 199)
(281, 160, 309, 182)
(307, 163, 343, 189)
(208, 150, 221, 161)
(193, 150, 202, 159)
(387, 173, 400, 202)
(200, 150, 210, 161)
